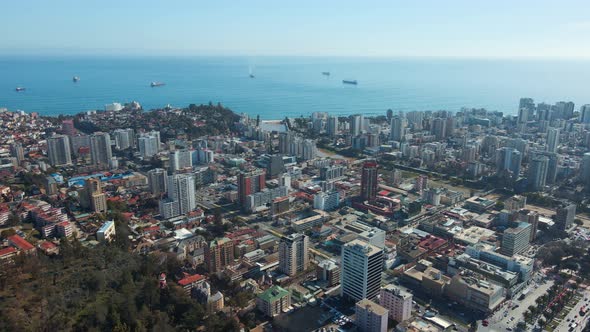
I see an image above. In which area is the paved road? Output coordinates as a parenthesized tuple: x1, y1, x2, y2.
(478, 275, 554, 332)
(553, 289, 590, 332)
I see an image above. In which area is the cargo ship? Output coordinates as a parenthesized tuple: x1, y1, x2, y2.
(73, 76, 80, 82)
(15, 87, 25, 92)
(322, 72, 330, 76)
(150, 82, 165, 87)
(342, 80, 357, 85)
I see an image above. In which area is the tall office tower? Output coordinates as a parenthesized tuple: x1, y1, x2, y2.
(350, 114, 363, 136)
(169, 149, 193, 173)
(581, 152, 590, 187)
(89, 132, 113, 168)
(555, 202, 576, 231)
(379, 285, 413, 323)
(496, 147, 522, 177)
(501, 223, 531, 256)
(61, 119, 76, 136)
(360, 160, 378, 202)
(327, 116, 339, 137)
(527, 155, 549, 191)
(84, 178, 107, 213)
(431, 117, 447, 140)
(112, 128, 134, 150)
(546, 128, 560, 153)
(581, 105, 590, 124)
(238, 169, 266, 206)
(390, 115, 407, 142)
(519, 98, 536, 119)
(167, 173, 196, 215)
(355, 299, 388, 332)
(205, 237, 235, 273)
(47, 135, 72, 167)
(341, 239, 383, 301)
(148, 168, 168, 195)
(278, 233, 309, 276)
(10, 142, 25, 164)
(138, 134, 159, 158)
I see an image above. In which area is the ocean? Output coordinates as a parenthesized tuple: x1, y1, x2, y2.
(1, 56, 589, 119)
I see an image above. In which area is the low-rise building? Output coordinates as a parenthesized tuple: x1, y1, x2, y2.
(97, 220, 116, 242)
(256, 285, 291, 317)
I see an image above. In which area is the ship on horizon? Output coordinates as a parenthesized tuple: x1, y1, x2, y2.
(15, 87, 25, 92)
(342, 80, 357, 85)
(322, 71, 330, 76)
(150, 82, 165, 87)
(249, 66, 255, 78)
(73, 76, 80, 82)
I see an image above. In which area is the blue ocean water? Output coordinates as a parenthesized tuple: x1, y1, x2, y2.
(0, 56, 589, 119)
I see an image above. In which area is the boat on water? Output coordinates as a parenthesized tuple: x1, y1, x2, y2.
(342, 80, 357, 85)
(322, 71, 330, 76)
(73, 76, 80, 82)
(150, 82, 165, 87)
(15, 87, 25, 92)
(249, 66, 255, 78)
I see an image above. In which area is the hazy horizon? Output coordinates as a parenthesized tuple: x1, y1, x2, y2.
(3, 0, 590, 58)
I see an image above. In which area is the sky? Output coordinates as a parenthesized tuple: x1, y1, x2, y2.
(2, 0, 590, 58)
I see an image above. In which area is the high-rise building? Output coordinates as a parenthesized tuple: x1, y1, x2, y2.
(148, 168, 168, 195)
(519, 209, 539, 241)
(313, 191, 340, 211)
(47, 135, 72, 166)
(320, 165, 345, 181)
(355, 299, 388, 332)
(581, 104, 590, 124)
(555, 202, 576, 231)
(341, 239, 383, 301)
(89, 132, 113, 168)
(519, 98, 535, 119)
(390, 115, 407, 142)
(501, 223, 531, 256)
(238, 169, 266, 207)
(159, 173, 196, 219)
(205, 237, 234, 273)
(580, 152, 590, 187)
(10, 142, 25, 165)
(61, 119, 76, 136)
(278, 233, 309, 276)
(379, 285, 412, 323)
(361, 160, 378, 202)
(462, 144, 477, 163)
(169, 149, 193, 173)
(112, 128, 135, 150)
(327, 116, 338, 137)
(496, 147, 522, 177)
(554, 101, 575, 119)
(350, 114, 363, 136)
(431, 117, 447, 140)
(84, 178, 107, 213)
(546, 127, 560, 153)
(138, 134, 160, 158)
(527, 155, 549, 191)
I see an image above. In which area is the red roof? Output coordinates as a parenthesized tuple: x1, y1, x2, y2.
(8, 234, 35, 251)
(0, 247, 17, 256)
(39, 241, 57, 250)
(178, 274, 205, 286)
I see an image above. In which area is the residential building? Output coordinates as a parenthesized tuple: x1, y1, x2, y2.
(379, 285, 412, 323)
(278, 233, 309, 276)
(205, 237, 234, 273)
(148, 168, 168, 195)
(316, 259, 340, 287)
(89, 132, 113, 168)
(361, 160, 378, 202)
(256, 285, 291, 317)
(501, 223, 531, 256)
(97, 220, 116, 242)
(355, 299, 388, 332)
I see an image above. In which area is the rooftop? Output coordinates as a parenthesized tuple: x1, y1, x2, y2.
(258, 285, 289, 303)
(356, 298, 388, 316)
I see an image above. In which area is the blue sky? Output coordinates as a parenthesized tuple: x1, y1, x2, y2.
(2, 0, 590, 57)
